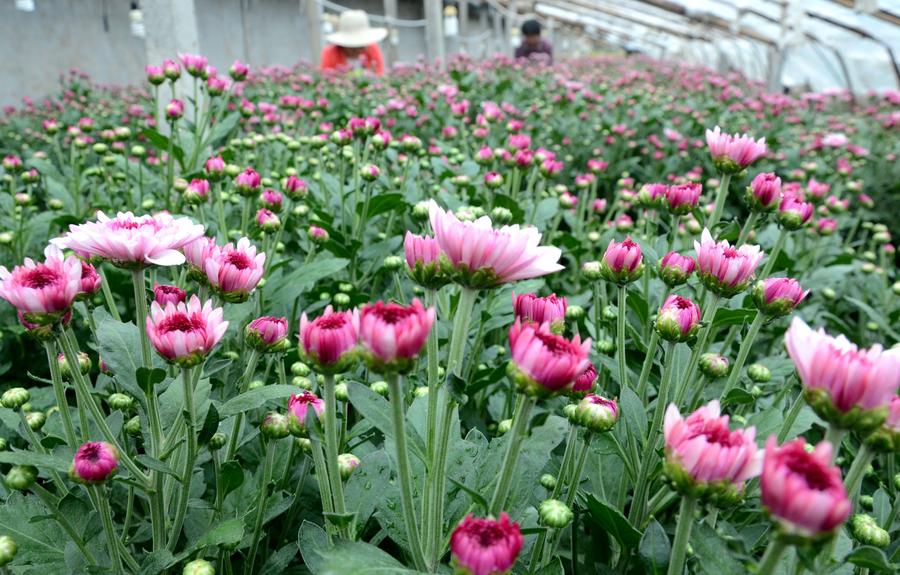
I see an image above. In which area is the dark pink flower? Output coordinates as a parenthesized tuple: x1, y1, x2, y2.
(450, 513, 523, 575)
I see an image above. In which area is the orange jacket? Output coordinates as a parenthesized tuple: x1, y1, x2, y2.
(320, 44, 385, 76)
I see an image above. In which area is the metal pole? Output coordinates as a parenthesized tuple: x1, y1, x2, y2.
(305, 0, 323, 66)
(384, 0, 398, 67)
(424, 0, 445, 65)
(507, 0, 518, 56)
(459, 0, 468, 37)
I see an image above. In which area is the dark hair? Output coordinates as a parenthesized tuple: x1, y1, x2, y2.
(521, 19, 541, 37)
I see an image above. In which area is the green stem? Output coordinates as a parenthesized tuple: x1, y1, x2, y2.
(635, 330, 660, 401)
(386, 373, 427, 571)
(720, 312, 766, 398)
(165, 122, 175, 213)
(95, 487, 124, 573)
(214, 182, 228, 242)
(844, 443, 875, 506)
(759, 228, 787, 280)
(736, 212, 758, 246)
(488, 395, 536, 515)
(310, 434, 335, 540)
(323, 374, 351, 539)
(564, 432, 594, 508)
(422, 288, 440, 565)
(223, 349, 260, 461)
(824, 424, 845, 462)
(673, 294, 721, 406)
(240, 197, 252, 237)
(166, 367, 197, 552)
(756, 536, 789, 575)
(707, 173, 732, 230)
(44, 341, 77, 448)
(616, 285, 629, 390)
(776, 390, 805, 443)
(666, 495, 697, 575)
(246, 439, 276, 575)
(592, 281, 604, 340)
(446, 288, 479, 375)
(18, 410, 68, 495)
(98, 267, 121, 321)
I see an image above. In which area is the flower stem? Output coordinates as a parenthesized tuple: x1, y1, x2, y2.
(95, 486, 124, 573)
(446, 288, 479, 375)
(721, 312, 765, 399)
(386, 373, 427, 571)
(667, 495, 697, 575)
(245, 438, 276, 575)
(824, 424, 845, 462)
(759, 228, 787, 280)
(422, 289, 440, 564)
(673, 294, 721, 406)
(43, 341, 78, 448)
(736, 212, 758, 246)
(776, 389, 805, 443)
(630, 342, 676, 525)
(323, 373, 351, 539)
(757, 536, 789, 575)
(844, 443, 875, 506)
(17, 410, 68, 495)
(707, 173, 732, 231)
(214, 181, 229, 243)
(98, 267, 121, 321)
(223, 349, 260, 462)
(616, 285, 629, 390)
(166, 366, 197, 552)
(489, 395, 536, 515)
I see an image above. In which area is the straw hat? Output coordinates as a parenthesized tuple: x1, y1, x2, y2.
(326, 10, 388, 48)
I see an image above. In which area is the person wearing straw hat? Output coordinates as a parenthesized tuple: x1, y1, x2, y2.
(320, 10, 388, 76)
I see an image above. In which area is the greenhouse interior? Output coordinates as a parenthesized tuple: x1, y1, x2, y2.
(0, 0, 898, 574)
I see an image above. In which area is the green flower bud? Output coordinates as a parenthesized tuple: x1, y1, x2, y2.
(26, 411, 46, 431)
(291, 362, 311, 377)
(750, 385, 763, 398)
(894, 473, 900, 491)
(822, 287, 837, 300)
(20, 403, 31, 413)
(370, 381, 389, 397)
(0, 438, 7, 451)
(383, 255, 404, 271)
(602, 306, 617, 321)
(333, 293, 351, 307)
(747, 364, 771, 383)
(183, 558, 216, 575)
(413, 386, 429, 398)
(295, 437, 312, 453)
(562, 404, 578, 421)
(48, 198, 64, 211)
(539, 499, 574, 528)
(5, 465, 37, 490)
(596, 338, 615, 355)
(859, 495, 874, 511)
(699, 353, 730, 380)
(58, 351, 91, 379)
(208, 432, 227, 450)
(565, 305, 585, 321)
(866, 321, 879, 332)
(107, 393, 134, 412)
(338, 453, 361, 480)
(292, 376, 313, 391)
(540, 474, 557, 490)
(124, 415, 142, 437)
(1, 387, 30, 409)
(581, 261, 603, 281)
(491, 207, 513, 224)
(497, 419, 512, 435)
(850, 514, 889, 548)
(248, 380, 266, 391)
(0, 535, 16, 566)
(861, 262, 876, 274)
(260, 412, 290, 439)
(412, 201, 430, 221)
(892, 282, 900, 296)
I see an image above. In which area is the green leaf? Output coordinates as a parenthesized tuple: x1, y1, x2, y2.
(846, 546, 897, 573)
(0, 493, 67, 570)
(220, 460, 245, 498)
(137, 367, 167, 395)
(220, 385, 298, 417)
(690, 522, 746, 575)
(620, 386, 648, 447)
(535, 557, 564, 575)
(721, 387, 755, 406)
(712, 308, 757, 330)
(344, 450, 392, 536)
(141, 127, 185, 164)
(259, 543, 299, 575)
(582, 494, 642, 550)
(297, 520, 329, 574)
(356, 193, 405, 219)
(205, 112, 240, 148)
(446, 372, 469, 406)
(846, 297, 900, 341)
(136, 454, 180, 479)
(197, 403, 220, 446)
(265, 258, 349, 313)
(316, 540, 427, 574)
(448, 476, 489, 512)
(96, 310, 165, 400)
(139, 549, 177, 575)
(347, 382, 426, 462)
(189, 517, 244, 551)
(639, 519, 670, 574)
(0, 449, 70, 472)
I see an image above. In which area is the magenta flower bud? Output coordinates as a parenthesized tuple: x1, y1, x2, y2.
(665, 183, 702, 215)
(2, 155, 22, 173)
(71, 442, 118, 484)
(694, 229, 764, 297)
(587, 158, 608, 174)
(806, 178, 830, 201)
(778, 195, 814, 230)
(283, 175, 307, 200)
(705, 125, 767, 174)
(371, 130, 391, 150)
(404, 232, 449, 290)
(145, 65, 165, 85)
(747, 172, 782, 212)
(450, 513, 523, 575)
(308, 225, 329, 244)
(246, 316, 289, 353)
(299, 306, 359, 373)
(78, 261, 102, 297)
(599, 237, 644, 284)
(785, 317, 900, 433)
(259, 189, 283, 212)
(203, 238, 266, 303)
(752, 278, 808, 316)
(638, 183, 667, 207)
(229, 59, 249, 81)
(858, 193, 874, 209)
(287, 391, 324, 435)
(761, 437, 850, 538)
(43, 119, 60, 134)
(511, 292, 567, 330)
(658, 251, 695, 287)
(571, 362, 597, 395)
(360, 164, 380, 182)
(178, 52, 208, 78)
(592, 198, 607, 214)
(508, 320, 591, 396)
(0, 246, 82, 325)
(514, 149, 534, 168)
(574, 393, 618, 432)
(184, 178, 210, 205)
(359, 299, 435, 374)
(206, 76, 228, 97)
(816, 218, 838, 236)
(165, 99, 184, 121)
(183, 236, 217, 281)
(655, 295, 701, 342)
(256, 209, 280, 233)
(234, 167, 261, 196)
(146, 296, 228, 367)
(664, 400, 762, 499)
(153, 284, 186, 306)
(484, 171, 504, 189)
(507, 133, 531, 150)
(347, 117, 367, 137)
(205, 155, 226, 179)
(475, 146, 494, 165)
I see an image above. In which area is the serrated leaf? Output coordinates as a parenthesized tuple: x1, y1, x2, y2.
(220, 460, 245, 498)
(220, 385, 298, 417)
(139, 549, 177, 575)
(846, 546, 897, 572)
(136, 455, 180, 480)
(298, 520, 329, 574)
(0, 493, 66, 569)
(0, 449, 71, 472)
(639, 519, 670, 574)
(136, 367, 167, 395)
(347, 382, 426, 462)
(316, 540, 427, 574)
(189, 517, 244, 551)
(691, 522, 746, 575)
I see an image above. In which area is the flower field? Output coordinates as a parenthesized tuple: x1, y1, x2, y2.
(0, 54, 897, 574)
